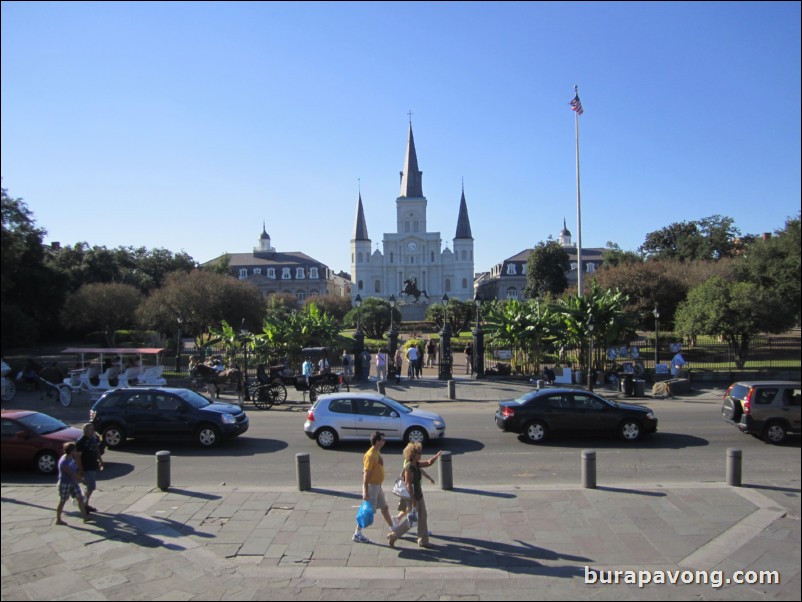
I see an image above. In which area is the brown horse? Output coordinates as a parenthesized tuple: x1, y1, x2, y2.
(190, 362, 243, 403)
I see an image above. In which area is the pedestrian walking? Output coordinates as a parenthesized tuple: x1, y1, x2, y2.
(353, 431, 395, 543)
(427, 339, 437, 367)
(376, 349, 387, 382)
(387, 443, 442, 549)
(55, 442, 91, 525)
(464, 343, 473, 374)
(406, 345, 419, 379)
(302, 356, 314, 387)
(361, 349, 371, 381)
(394, 348, 403, 384)
(75, 423, 104, 514)
(341, 349, 353, 385)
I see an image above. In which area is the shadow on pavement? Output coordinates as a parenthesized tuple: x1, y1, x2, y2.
(397, 533, 590, 577)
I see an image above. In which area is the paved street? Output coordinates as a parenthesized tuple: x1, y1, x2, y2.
(2, 376, 800, 600)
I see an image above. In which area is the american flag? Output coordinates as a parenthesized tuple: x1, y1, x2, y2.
(570, 93, 584, 116)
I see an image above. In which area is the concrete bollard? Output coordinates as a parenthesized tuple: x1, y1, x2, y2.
(377, 381, 386, 395)
(726, 448, 742, 487)
(537, 379, 545, 390)
(581, 449, 597, 489)
(156, 451, 171, 491)
(448, 380, 456, 400)
(296, 452, 311, 491)
(438, 451, 453, 490)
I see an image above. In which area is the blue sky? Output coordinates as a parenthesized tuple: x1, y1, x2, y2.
(2, 1, 800, 276)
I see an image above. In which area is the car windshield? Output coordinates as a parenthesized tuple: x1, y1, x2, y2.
(17, 413, 69, 435)
(172, 389, 213, 409)
(379, 396, 412, 414)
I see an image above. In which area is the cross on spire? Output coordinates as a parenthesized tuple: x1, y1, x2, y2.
(407, 110, 413, 124)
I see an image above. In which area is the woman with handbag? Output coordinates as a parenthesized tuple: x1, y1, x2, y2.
(387, 442, 442, 549)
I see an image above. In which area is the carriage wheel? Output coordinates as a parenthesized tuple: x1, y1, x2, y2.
(252, 386, 275, 410)
(270, 383, 287, 405)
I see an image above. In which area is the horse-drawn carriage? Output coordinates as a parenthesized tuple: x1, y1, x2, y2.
(258, 347, 349, 406)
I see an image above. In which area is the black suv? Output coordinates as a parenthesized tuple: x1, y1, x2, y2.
(721, 381, 801, 444)
(90, 387, 249, 448)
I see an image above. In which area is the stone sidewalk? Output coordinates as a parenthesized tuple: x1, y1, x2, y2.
(2, 478, 799, 600)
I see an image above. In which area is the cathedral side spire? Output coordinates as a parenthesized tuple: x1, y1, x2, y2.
(353, 192, 370, 241)
(399, 122, 423, 198)
(454, 186, 473, 239)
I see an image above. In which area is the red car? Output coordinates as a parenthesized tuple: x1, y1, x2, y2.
(1, 410, 83, 474)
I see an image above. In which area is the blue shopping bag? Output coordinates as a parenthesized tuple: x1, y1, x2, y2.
(356, 500, 374, 528)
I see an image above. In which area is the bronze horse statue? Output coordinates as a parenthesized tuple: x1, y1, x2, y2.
(189, 361, 243, 404)
(400, 277, 429, 303)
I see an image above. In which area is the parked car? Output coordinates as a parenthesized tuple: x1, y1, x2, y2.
(494, 388, 658, 443)
(304, 392, 446, 449)
(89, 387, 249, 448)
(1, 410, 84, 474)
(721, 381, 801, 444)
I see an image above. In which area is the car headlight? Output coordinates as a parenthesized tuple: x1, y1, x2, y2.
(221, 414, 236, 424)
(646, 412, 655, 420)
(433, 419, 444, 428)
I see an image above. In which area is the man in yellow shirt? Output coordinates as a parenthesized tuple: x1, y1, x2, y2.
(353, 431, 396, 543)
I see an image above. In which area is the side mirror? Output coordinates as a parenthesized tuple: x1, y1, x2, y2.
(390, 411, 399, 418)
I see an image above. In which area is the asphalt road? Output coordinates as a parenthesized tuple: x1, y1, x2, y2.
(2, 389, 799, 490)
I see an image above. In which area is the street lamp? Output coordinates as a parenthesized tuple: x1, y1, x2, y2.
(439, 294, 452, 380)
(653, 305, 660, 371)
(354, 294, 363, 334)
(387, 295, 398, 381)
(472, 294, 484, 379)
(175, 316, 183, 373)
(353, 294, 364, 381)
(240, 319, 250, 401)
(587, 315, 595, 391)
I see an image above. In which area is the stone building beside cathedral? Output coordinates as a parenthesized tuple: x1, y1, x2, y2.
(350, 124, 475, 319)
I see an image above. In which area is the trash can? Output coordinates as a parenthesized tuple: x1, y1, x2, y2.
(620, 375, 634, 396)
(633, 379, 645, 397)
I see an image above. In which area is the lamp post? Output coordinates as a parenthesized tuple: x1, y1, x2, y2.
(387, 295, 398, 381)
(240, 319, 250, 401)
(353, 295, 364, 381)
(175, 316, 183, 373)
(653, 305, 660, 372)
(587, 315, 595, 391)
(439, 294, 452, 380)
(472, 294, 484, 379)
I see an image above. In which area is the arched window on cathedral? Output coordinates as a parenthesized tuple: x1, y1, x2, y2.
(462, 278, 468, 289)
(445, 279, 451, 292)
(462, 250, 467, 261)
(358, 252, 363, 263)
(374, 280, 381, 293)
(431, 252, 435, 262)
(390, 252, 394, 263)
(358, 280, 364, 290)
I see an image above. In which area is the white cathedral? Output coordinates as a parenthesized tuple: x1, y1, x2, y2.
(350, 123, 475, 318)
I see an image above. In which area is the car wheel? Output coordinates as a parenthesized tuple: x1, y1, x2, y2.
(524, 421, 548, 443)
(316, 427, 338, 449)
(721, 397, 742, 421)
(619, 419, 642, 441)
(36, 450, 58, 475)
(404, 426, 429, 445)
(763, 421, 788, 444)
(197, 424, 221, 447)
(102, 425, 126, 449)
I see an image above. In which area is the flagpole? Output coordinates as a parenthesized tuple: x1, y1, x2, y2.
(574, 85, 583, 297)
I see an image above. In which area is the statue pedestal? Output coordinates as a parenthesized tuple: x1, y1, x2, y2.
(399, 304, 427, 322)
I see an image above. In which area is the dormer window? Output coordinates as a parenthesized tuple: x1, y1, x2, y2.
(296, 268, 305, 279)
(239, 268, 248, 279)
(507, 264, 517, 275)
(282, 268, 291, 280)
(267, 268, 276, 279)
(310, 267, 319, 279)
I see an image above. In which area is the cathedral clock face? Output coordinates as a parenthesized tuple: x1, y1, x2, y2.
(407, 241, 417, 251)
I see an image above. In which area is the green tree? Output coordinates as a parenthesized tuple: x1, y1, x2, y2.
(425, 298, 473, 334)
(733, 214, 800, 326)
(61, 282, 143, 346)
(674, 277, 792, 369)
(305, 295, 351, 324)
(344, 297, 399, 339)
(524, 240, 570, 298)
(1, 187, 66, 346)
(639, 215, 741, 261)
(136, 270, 265, 346)
(600, 242, 642, 268)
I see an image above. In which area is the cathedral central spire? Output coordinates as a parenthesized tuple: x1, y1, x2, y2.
(399, 122, 423, 198)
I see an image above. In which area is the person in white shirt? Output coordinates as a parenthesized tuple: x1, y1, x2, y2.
(375, 349, 387, 382)
(406, 346, 419, 379)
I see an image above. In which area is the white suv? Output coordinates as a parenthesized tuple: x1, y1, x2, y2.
(721, 381, 801, 444)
